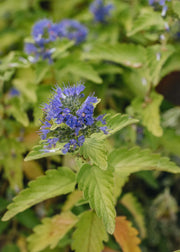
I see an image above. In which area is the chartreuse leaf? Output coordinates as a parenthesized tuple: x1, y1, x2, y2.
(108, 146, 180, 174)
(146, 45, 175, 86)
(28, 212, 78, 252)
(127, 10, 165, 36)
(121, 193, 146, 238)
(2, 167, 76, 221)
(77, 164, 116, 234)
(72, 211, 108, 252)
(173, 0, 180, 17)
(131, 92, 163, 137)
(114, 172, 129, 201)
(79, 137, 108, 170)
(105, 113, 139, 138)
(79, 114, 138, 167)
(7, 98, 29, 127)
(64, 61, 102, 84)
(83, 43, 146, 68)
(159, 129, 180, 156)
(113, 216, 141, 252)
(92, 113, 138, 141)
(24, 142, 65, 161)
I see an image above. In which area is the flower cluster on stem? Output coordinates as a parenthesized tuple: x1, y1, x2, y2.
(39, 82, 108, 154)
(25, 19, 88, 63)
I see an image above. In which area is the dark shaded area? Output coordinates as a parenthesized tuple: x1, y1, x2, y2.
(156, 71, 180, 106)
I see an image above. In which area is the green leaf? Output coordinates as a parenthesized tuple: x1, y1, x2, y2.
(173, 1, 180, 17)
(108, 146, 180, 174)
(92, 113, 138, 141)
(0, 219, 10, 235)
(2, 167, 76, 221)
(161, 48, 180, 78)
(105, 113, 139, 137)
(28, 212, 78, 252)
(127, 10, 165, 36)
(24, 142, 65, 161)
(121, 193, 146, 238)
(64, 62, 102, 84)
(16, 209, 40, 229)
(6, 98, 29, 127)
(0, 138, 23, 190)
(114, 171, 129, 201)
(83, 43, 146, 68)
(159, 129, 180, 156)
(79, 137, 108, 170)
(72, 211, 108, 252)
(131, 92, 163, 137)
(146, 45, 175, 86)
(135, 171, 159, 189)
(35, 62, 49, 84)
(77, 164, 116, 234)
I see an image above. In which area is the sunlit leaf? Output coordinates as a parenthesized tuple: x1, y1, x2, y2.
(72, 211, 108, 252)
(79, 137, 108, 170)
(6, 98, 29, 127)
(108, 146, 180, 174)
(127, 11, 165, 36)
(131, 92, 163, 137)
(77, 164, 116, 234)
(64, 62, 102, 84)
(173, 1, 180, 17)
(146, 45, 175, 86)
(83, 43, 146, 68)
(24, 142, 65, 161)
(114, 171, 129, 201)
(92, 113, 138, 141)
(2, 167, 76, 221)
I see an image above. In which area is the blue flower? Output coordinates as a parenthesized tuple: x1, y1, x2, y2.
(32, 19, 58, 46)
(58, 19, 88, 44)
(39, 82, 108, 153)
(24, 42, 38, 55)
(89, 0, 114, 23)
(25, 18, 88, 64)
(24, 42, 55, 64)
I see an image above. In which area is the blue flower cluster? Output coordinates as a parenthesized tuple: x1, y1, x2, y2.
(25, 19, 88, 63)
(89, 0, 113, 23)
(39, 82, 108, 154)
(149, 0, 171, 16)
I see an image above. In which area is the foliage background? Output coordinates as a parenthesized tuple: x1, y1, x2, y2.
(0, 0, 180, 251)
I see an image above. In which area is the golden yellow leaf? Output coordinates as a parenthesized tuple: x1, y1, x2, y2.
(113, 216, 141, 252)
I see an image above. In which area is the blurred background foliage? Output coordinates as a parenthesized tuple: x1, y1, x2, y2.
(0, 0, 180, 251)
